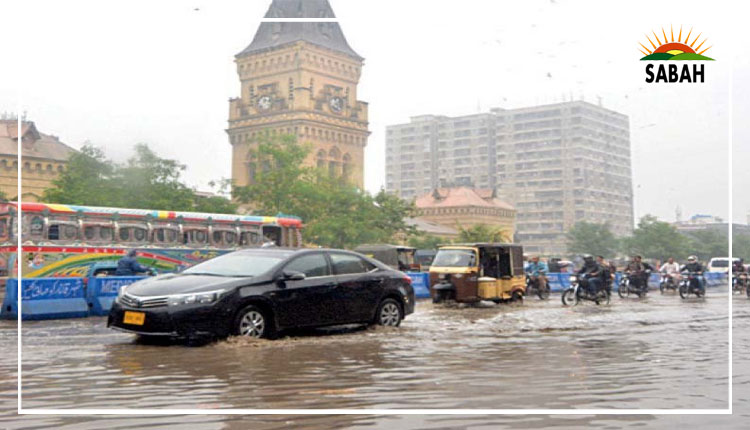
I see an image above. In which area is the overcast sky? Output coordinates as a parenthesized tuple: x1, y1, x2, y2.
(1, 0, 745, 224)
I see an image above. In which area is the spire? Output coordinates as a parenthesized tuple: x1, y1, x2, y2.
(238, 0, 362, 60)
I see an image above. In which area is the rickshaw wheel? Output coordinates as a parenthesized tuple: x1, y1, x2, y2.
(510, 290, 523, 304)
(432, 289, 454, 304)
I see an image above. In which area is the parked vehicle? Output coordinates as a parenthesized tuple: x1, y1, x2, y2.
(429, 243, 525, 304)
(659, 274, 679, 294)
(108, 248, 415, 341)
(618, 270, 651, 298)
(679, 272, 705, 299)
(561, 274, 610, 306)
(354, 244, 419, 272)
(707, 257, 740, 273)
(525, 274, 550, 300)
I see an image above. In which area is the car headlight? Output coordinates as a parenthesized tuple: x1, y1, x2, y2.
(167, 289, 225, 307)
(117, 285, 127, 300)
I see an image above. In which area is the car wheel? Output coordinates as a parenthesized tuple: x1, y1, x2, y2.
(376, 298, 403, 327)
(234, 305, 275, 339)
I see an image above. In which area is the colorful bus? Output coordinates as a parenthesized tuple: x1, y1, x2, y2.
(0, 202, 303, 280)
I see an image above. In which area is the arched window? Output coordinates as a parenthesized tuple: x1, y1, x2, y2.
(316, 149, 326, 169)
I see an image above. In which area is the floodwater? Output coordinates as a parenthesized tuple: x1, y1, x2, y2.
(0, 288, 747, 429)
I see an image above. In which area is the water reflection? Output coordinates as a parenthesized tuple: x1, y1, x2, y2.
(0, 292, 741, 429)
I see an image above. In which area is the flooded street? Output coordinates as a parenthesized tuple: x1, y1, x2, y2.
(1, 289, 747, 429)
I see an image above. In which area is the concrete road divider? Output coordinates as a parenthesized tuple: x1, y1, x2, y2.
(1, 278, 89, 320)
(86, 276, 147, 316)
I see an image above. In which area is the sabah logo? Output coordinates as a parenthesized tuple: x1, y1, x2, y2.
(640, 26, 713, 83)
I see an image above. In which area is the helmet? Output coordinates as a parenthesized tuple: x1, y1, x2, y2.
(687, 255, 697, 262)
(582, 254, 593, 262)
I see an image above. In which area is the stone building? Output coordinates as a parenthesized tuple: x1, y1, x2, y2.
(414, 187, 516, 240)
(0, 120, 76, 201)
(386, 101, 633, 255)
(228, 0, 369, 190)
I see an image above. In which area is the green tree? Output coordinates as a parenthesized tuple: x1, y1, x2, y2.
(566, 221, 618, 258)
(233, 133, 415, 248)
(622, 215, 688, 261)
(457, 223, 512, 243)
(233, 132, 314, 217)
(116, 144, 196, 211)
(43, 144, 237, 214)
(683, 228, 729, 261)
(734, 232, 750, 261)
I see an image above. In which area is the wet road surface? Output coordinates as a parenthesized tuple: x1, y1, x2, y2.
(0, 288, 747, 429)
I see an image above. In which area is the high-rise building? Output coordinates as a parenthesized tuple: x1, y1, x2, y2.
(228, 0, 369, 190)
(386, 101, 634, 255)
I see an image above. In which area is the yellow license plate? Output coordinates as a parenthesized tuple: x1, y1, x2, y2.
(123, 311, 145, 326)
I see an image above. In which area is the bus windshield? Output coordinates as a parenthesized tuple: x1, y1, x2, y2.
(432, 249, 477, 268)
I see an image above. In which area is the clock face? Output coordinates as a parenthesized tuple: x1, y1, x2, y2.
(257, 95, 272, 111)
(329, 96, 344, 113)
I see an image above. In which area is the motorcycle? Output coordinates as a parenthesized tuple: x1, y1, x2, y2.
(618, 270, 651, 298)
(679, 272, 705, 299)
(525, 274, 550, 300)
(732, 273, 748, 295)
(659, 273, 679, 294)
(562, 274, 610, 306)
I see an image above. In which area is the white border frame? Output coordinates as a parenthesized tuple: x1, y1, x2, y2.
(16, 17, 733, 416)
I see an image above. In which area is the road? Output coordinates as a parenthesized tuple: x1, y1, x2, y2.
(0, 288, 747, 429)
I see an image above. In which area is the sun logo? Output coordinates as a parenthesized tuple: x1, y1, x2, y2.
(639, 25, 713, 61)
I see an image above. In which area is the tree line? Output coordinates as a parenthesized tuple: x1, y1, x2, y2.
(566, 217, 736, 262)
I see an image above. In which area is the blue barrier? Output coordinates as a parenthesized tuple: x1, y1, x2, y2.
(406, 272, 431, 299)
(547, 272, 728, 293)
(86, 276, 147, 316)
(1, 278, 89, 320)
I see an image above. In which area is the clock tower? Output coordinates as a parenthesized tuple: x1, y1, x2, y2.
(228, 0, 369, 190)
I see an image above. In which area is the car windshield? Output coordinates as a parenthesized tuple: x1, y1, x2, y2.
(183, 252, 288, 277)
(432, 249, 477, 267)
(711, 260, 729, 267)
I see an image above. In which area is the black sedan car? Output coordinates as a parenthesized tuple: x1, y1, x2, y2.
(108, 248, 415, 340)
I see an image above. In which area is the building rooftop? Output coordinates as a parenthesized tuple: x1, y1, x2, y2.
(415, 187, 515, 211)
(237, 0, 362, 60)
(0, 120, 77, 162)
(405, 217, 459, 236)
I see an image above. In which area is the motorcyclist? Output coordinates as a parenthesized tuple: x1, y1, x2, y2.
(625, 255, 653, 293)
(525, 255, 549, 292)
(659, 257, 682, 285)
(596, 255, 615, 292)
(732, 258, 747, 289)
(577, 254, 603, 295)
(680, 255, 705, 293)
(115, 249, 151, 276)
(732, 259, 746, 274)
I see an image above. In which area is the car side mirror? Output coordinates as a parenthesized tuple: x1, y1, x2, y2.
(282, 270, 306, 281)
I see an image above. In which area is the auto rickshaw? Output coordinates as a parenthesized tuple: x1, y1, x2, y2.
(354, 244, 420, 271)
(429, 243, 526, 304)
(414, 249, 437, 272)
